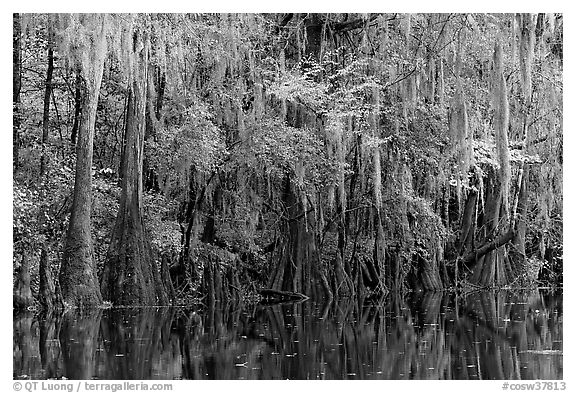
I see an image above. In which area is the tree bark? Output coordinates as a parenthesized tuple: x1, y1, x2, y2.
(60, 15, 107, 309)
(469, 169, 508, 286)
(458, 190, 477, 255)
(419, 255, 443, 291)
(161, 252, 176, 302)
(373, 212, 386, 289)
(511, 166, 530, 274)
(270, 175, 298, 292)
(101, 30, 168, 306)
(70, 71, 82, 145)
(13, 254, 33, 311)
(462, 229, 515, 267)
(39, 246, 60, 311)
(118, 91, 131, 184)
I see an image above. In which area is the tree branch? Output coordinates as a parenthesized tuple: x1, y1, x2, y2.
(275, 13, 294, 33)
(461, 229, 515, 267)
(331, 14, 386, 33)
(509, 135, 550, 150)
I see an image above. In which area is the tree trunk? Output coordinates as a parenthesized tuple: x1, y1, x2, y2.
(373, 211, 386, 290)
(419, 255, 443, 291)
(270, 175, 298, 292)
(304, 14, 324, 59)
(470, 171, 501, 286)
(60, 16, 107, 309)
(468, 37, 515, 288)
(458, 190, 478, 256)
(40, 33, 54, 177)
(510, 14, 535, 281)
(266, 16, 328, 298)
(493, 37, 512, 218)
(13, 254, 33, 311)
(101, 31, 168, 306)
(143, 66, 165, 191)
(70, 71, 82, 145)
(39, 246, 60, 311)
(511, 166, 530, 274)
(469, 167, 514, 286)
(178, 170, 213, 285)
(203, 259, 216, 308)
(118, 91, 131, 184)
(13, 13, 21, 171)
(367, 83, 386, 293)
(161, 251, 176, 300)
(462, 228, 514, 267)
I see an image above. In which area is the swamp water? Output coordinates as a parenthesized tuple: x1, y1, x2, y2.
(14, 289, 562, 380)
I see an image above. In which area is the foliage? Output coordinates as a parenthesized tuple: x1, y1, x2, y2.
(14, 13, 563, 301)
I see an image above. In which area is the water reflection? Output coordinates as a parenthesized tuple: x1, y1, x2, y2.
(13, 290, 562, 380)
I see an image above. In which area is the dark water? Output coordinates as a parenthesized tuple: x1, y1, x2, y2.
(14, 289, 562, 380)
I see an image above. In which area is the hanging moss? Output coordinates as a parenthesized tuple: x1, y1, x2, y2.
(519, 13, 536, 135)
(401, 14, 411, 43)
(492, 37, 512, 215)
(438, 56, 445, 105)
(449, 80, 472, 175)
(370, 87, 383, 211)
